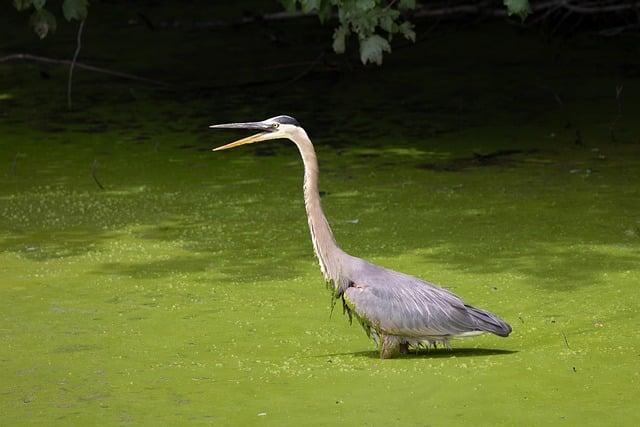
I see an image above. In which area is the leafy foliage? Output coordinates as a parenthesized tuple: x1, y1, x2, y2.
(11, 0, 533, 64)
(504, 0, 531, 20)
(29, 8, 57, 39)
(62, 0, 89, 21)
(359, 34, 390, 65)
(283, 0, 417, 65)
(13, 0, 88, 39)
(13, 0, 33, 11)
(284, 0, 530, 65)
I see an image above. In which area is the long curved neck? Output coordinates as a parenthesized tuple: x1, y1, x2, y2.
(291, 129, 343, 286)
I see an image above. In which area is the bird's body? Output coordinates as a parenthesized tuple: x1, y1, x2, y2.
(211, 115, 511, 358)
(336, 255, 511, 358)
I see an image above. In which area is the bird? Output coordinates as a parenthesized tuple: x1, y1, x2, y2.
(210, 115, 512, 359)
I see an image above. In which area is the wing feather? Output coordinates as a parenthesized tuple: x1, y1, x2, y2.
(343, 259, 481, 337)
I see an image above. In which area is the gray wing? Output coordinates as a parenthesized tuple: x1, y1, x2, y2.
(343, 258, 509, 338)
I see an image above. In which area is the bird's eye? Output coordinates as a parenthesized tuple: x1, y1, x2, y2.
(272, 123, 279, 128)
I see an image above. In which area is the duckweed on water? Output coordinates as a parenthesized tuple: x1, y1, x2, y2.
(1, 5, 639, 424)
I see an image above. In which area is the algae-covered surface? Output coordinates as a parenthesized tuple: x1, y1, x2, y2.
(1, 2, 640, 425)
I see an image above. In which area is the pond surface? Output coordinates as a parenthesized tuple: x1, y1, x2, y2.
(1, 3, 639, 425)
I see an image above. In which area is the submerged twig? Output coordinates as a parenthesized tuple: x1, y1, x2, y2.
(91, 159, 105, 190)
(0, 53, 171, 87)
(68, 20, 85, 110)
(561, 330, 571, 349)
(615, 84, 624, 115)
(574, 129, 584, 146)
(538, 84, 563, 106)
(539, 83, 573, 128)
(9, 153, 19, 177)
(609, 84, 624, 142)
(418, 149, 539, 171)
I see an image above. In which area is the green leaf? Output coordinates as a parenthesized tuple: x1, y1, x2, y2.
(399, 0, 416, 9)
(350, 9, 379, 36)
(379, 14, 394, 33)
(279, 0, 297, 13)
(29, 8, 56, 39)
(332, 25, 348, 54)
(62, 0, 88, 21)
(398, 21, 415, 42)
(355, 0, 375, 11)
(13, 0, 33, 11)
(32, 0, 46, 10)
(359, 34, 391, 65)
(284, 0, 414, 65)
(317, 0, 332, 24)
(504, 0, 531, 20)
(301, 0, 321, 13)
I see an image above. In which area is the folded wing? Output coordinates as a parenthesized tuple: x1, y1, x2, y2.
(343, 260, 510, 338)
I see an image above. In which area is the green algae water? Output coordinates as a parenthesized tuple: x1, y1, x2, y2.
(2, 4, 640, 425)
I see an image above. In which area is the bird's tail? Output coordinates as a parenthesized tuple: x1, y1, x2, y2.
(465, 305, 512, 337)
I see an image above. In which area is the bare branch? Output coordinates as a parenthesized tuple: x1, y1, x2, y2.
(157, 11, 315, 29)
(561, 1, 640, 14)
(153, 1, 640, 29)
(413, 0, 640, 18)
(0, 53, 171, 87)
(68, 19, 85, 110)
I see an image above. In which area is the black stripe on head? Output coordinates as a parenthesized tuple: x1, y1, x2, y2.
(270, 115, 300, 127)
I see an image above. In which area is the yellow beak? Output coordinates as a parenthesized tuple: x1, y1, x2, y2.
(212, 132, 269, 151)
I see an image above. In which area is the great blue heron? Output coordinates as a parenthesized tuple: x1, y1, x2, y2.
(211, 115, 512, 359)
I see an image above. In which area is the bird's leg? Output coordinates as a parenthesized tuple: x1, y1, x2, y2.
(399, 342, 410, 355)
(380, 335, 401, 359)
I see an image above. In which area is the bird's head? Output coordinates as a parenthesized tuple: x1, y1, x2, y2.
(210, 115, 302, 151)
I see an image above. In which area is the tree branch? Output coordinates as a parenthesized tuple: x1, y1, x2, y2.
(153, 1, 640, 29)
(67, 19, 85, 110)
(413, 0, 640, 18)
(0, 53, 171, 87)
